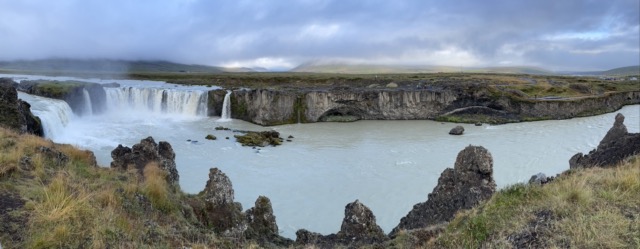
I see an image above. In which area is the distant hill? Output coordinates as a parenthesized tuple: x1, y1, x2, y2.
(600, 66, 640, 76)
(0, 59, 254, 74)
(291, 62, 552, 75)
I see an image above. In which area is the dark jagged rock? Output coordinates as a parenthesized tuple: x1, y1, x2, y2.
(205, 134, 216, 140)
(598, 113, 627, 150)
(449, 125, 465, 135)
(202, 168, 235, 205)
(391, 145, 496, 235)
(337, 200, 387, 243)
(570, 113, 640, 169)
(245, 196, 279, 240)
(188, 168, 292, 246)
(191, 168, 245, 235)
(295, 200, 387, 248)
(110, 137, 179, 186)
(296, 229, 324, 245)
(0, 78, 44, 136)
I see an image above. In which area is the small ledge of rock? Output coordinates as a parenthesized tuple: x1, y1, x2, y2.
(205, 134, 216, 140)
(110, 137, 179, 186)
(449, 125, 465, 135)
(528, 173, 554, 185)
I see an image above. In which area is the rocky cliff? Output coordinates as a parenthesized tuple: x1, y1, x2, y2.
(212, 85, 640, 126)
(0, 78, 44, 136)
(16, 80, 107, 116)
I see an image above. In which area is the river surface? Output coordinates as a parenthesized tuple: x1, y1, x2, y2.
(6, 74, 639, 239)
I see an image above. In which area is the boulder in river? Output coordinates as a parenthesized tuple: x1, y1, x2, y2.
(391, 145, 496, 235)
(449, 125, 465, 135)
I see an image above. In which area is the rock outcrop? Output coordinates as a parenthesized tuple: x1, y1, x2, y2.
(0, 78, 44, 136)
(188, 168, 292, 246)
(449, 125, 464, 135)
(391, 145, 496, 235)
(245, 196, 280, 241)
(570, 113, 640, 169)
(295, 200, 387, 248)
(336, 200, 387, 243)
(191, 168, 245, 235)
(110, 137, 179, 186)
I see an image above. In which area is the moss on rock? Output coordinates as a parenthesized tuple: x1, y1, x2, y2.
(234, 131, 283, 147)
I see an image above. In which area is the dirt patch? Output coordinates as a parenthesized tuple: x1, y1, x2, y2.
(0, 192, 27, 245)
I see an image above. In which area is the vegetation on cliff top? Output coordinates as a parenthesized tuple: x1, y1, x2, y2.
(20, 80, 93, 99)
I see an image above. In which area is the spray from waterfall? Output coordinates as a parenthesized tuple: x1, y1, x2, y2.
(82, 88, 93, 116)
(218, 90, 232, 121)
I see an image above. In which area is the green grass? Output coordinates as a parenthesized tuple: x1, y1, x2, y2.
(427, 157, 640, 248)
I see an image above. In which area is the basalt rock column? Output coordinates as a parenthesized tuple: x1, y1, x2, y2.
(391, 145, 496, 235)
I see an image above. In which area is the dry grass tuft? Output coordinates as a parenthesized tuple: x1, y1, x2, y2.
(142, 162, 174, 212)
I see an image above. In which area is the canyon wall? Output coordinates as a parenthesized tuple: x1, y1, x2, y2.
(212, 85, 640, 126)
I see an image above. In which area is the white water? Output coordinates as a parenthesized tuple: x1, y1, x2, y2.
(104, 87, 208, 117)
(17, 92, 74, 139)
(9, 74, 640, 239)
(219, 90, 232, 121)
(82, 88, 93, 116)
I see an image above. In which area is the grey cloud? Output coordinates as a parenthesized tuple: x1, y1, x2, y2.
(0, 0, 637, 70)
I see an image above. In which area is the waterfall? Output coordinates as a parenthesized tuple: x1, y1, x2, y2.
(82, 88, 93, 116)
(104, 87, 208, 116)
(18, 92, 74, 139)
(219, 90, 232, 121)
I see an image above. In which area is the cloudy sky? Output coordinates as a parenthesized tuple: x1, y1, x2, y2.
(0, 0, 638, 71)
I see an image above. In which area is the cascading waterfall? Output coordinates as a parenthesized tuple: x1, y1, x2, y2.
(82, 88, 93, 116)
(17, 92, 74, 139)
(104, 87, 208, 116)
(219, 90, 232, 121)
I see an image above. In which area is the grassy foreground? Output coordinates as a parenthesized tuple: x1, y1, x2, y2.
(0, 127, 246, 248)
(400, 158, 639, 248)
